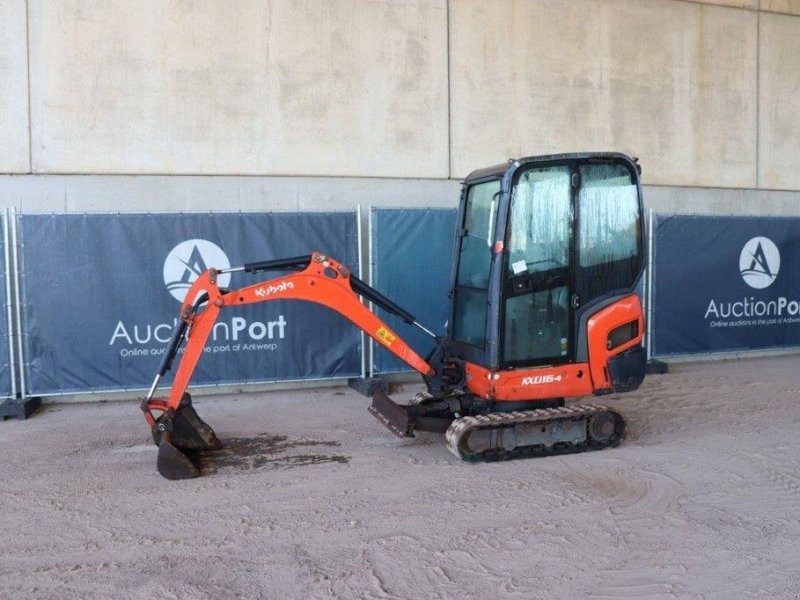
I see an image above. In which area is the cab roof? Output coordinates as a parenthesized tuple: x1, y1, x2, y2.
(463, 152, 639, 183)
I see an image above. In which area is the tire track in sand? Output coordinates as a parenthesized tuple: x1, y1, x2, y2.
(556, 460, 690, 599)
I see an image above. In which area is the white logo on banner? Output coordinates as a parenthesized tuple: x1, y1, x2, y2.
(163, 240, 231, 302)
(739, 237, 780, 290)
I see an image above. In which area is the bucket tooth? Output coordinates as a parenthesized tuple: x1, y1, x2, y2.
(157, 433, 201, 480)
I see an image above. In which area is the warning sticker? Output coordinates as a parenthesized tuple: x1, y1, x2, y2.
(376, 327, 396, 347)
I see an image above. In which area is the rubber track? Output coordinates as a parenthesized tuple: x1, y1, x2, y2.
(445, 404, 624, 462)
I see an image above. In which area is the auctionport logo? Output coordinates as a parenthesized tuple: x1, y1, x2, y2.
(110, 239, 288, 353)
(704, 235, 795, 325)
(739, 237, 780, 290)
(163, 240, 232, 302)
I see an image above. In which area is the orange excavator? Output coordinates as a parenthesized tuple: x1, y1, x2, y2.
(142, 152, 647, 479)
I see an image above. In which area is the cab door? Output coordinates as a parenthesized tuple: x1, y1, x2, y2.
(450, 177, 502, 366)
(499, 157, 644, 369)
(501, 164, 574, 367)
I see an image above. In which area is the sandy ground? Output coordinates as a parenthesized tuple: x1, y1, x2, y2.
(2, 356, 800, 599)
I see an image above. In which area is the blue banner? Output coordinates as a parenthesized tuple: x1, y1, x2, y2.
(371, 208, 457, 374)
(0, 213, 12, 399)
(653, 214, 800, 355)
(19, 212, 361, 395)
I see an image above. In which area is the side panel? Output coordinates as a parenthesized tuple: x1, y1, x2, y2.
(464, 294, 644, 402)
(465, 362, 594, 401)
(586, 295, 645, 392)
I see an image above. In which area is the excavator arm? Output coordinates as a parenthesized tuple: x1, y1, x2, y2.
(141, 251, 437, 479)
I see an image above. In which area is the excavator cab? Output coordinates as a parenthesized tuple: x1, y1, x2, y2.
(447, 153, 645, 393)
(142, 152, 647, 479)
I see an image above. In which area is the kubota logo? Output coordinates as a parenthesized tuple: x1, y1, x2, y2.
(739, 237, 780, 290)
(254, 281, 294, 297)
(163, 240, 231, 302)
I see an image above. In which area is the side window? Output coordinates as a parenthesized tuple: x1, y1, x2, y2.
(577, 163, 641, 299)
(456, 180, 500, 289)
(453, 179, 501, 347)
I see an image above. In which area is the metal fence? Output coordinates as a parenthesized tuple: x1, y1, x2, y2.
(15, 211, 361, 397)
(651, 213, 800, 357)
(369, 207, 457, 374)
(1, 208, 799, 400)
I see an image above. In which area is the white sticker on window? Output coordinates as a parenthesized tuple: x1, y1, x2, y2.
(512, 260, 527, 275)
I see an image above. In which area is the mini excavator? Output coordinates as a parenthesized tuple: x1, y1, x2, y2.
(142, 152, 647, 479)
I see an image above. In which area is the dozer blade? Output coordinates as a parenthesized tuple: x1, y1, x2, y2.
(368, 388, 414, 438)
(151, 393, 222, 479)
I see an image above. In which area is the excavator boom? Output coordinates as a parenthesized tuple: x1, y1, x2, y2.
(142, 252, 437, 479)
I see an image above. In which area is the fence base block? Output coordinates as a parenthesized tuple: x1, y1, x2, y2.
(0, 397, 42, 420)
(646, 359, 669, 375)
(348, 377, 389, 398)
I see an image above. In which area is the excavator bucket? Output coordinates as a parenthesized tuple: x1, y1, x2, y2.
(151, 393, 222, 480)
(156, 433, 201, 480)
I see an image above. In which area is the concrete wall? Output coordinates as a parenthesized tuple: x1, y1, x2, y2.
(27, 0, 448, 177)
(1, 0, 800, 212)
(759, 12, 800, 190)
(698, 0, 800, 14)
(450, 0, 758, 187)
(759, 0, 800, 14)
(0, 0, 29, 173)
(2, 174, 800, 219)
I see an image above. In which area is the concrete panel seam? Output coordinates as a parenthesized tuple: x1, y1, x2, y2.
(447, 0, 452, 180)
(672, 0, 800, 14)
(9, 171, 464, 181)
(674, 0, 754, 12)
(756, 9, 761, 188)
